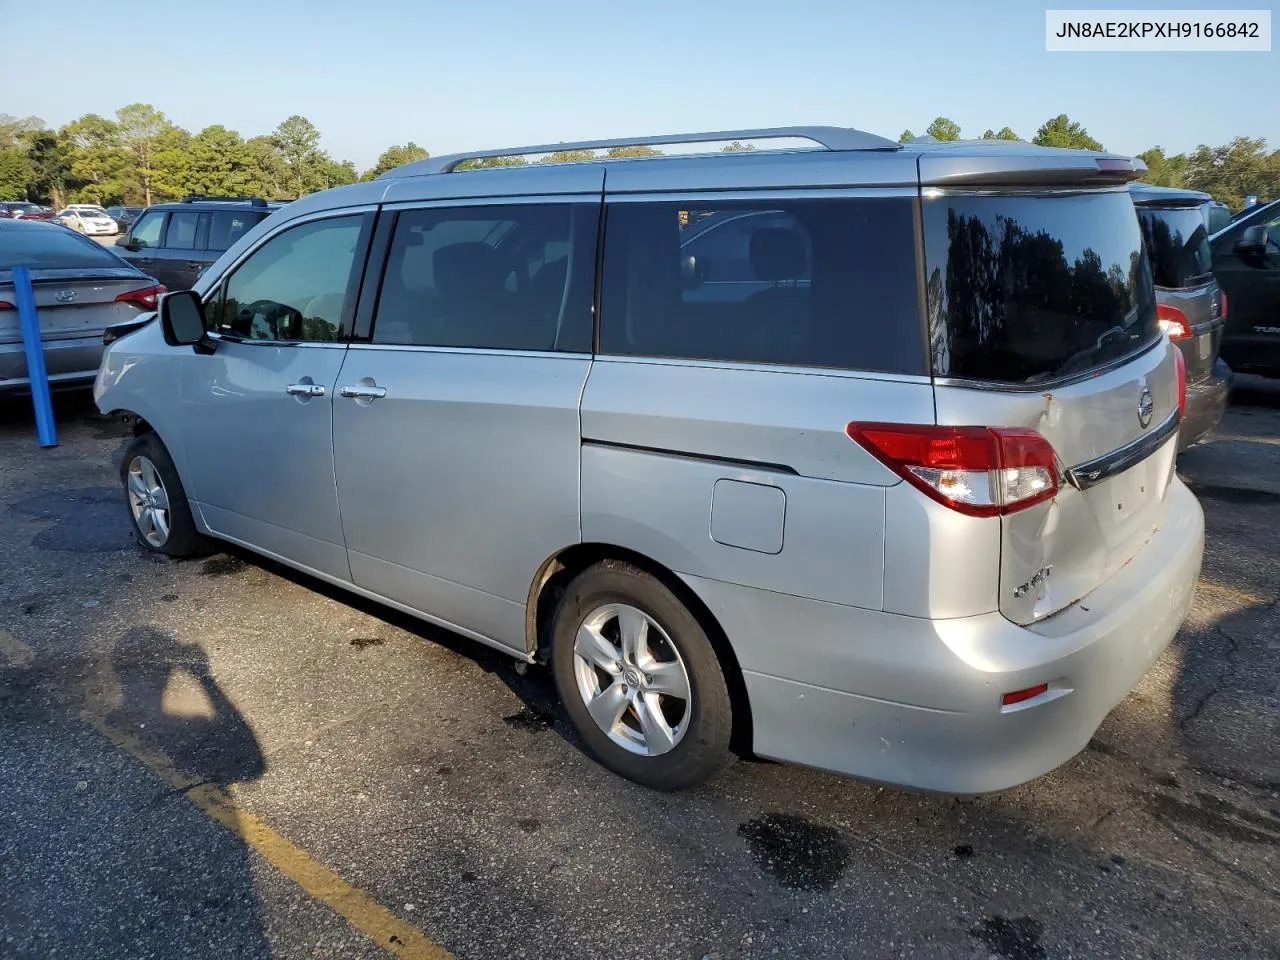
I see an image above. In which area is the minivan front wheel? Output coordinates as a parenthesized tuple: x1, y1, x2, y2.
(551, 561, 734, 790)
(120, 433, 210, 558)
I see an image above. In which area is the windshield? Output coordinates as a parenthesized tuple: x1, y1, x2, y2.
(923, 190, 1158, 384)
(1137, 206, 1213, 288)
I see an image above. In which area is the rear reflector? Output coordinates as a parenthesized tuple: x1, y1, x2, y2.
(0, 300, 13, 311)
(845, 423, 1059, 517)
(1001, 683, 1049, 706)
(1172, 344, 1186, 418)
(1157, 303, 1192, 341)
(115, 284, 166, 310)
(1220, 291, 1228, 320)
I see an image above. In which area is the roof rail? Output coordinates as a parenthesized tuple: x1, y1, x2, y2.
(384, 126, 901, 177)
(180, 195, 269, 207)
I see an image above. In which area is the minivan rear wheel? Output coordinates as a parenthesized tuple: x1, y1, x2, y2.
(550, 561, 734, 790)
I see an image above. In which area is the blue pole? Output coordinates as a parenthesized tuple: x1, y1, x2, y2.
(12, 265, 58, 448)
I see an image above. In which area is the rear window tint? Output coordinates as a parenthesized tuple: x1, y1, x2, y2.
(207, 211, 261, 252)
(0, 223, 126, 270)
(1137, 206, 1213, 288)
(166, 210, 199, 249)
(599, 198, 925, 374)
(923, 191, 1158, 384)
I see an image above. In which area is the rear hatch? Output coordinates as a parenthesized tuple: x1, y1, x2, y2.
(921, 183, 1180, 625)
(1134, 199, 1223, 382)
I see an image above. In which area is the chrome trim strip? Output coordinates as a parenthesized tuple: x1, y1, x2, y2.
(378, 193, 603, 211)
(345, 343, 591, 360)
(591, 354, 932, 384)
(1064, 410, 1180, 491)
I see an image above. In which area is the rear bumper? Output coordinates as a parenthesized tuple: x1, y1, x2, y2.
(1178, 358, 1232, 451)
(683, 478, 1204, 793)
(0, 337, 105, 393)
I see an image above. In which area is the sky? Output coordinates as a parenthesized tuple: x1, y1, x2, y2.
(2, 0, 1276, 172)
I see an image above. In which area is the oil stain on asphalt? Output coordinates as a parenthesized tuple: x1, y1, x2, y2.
(201, 555, 248, 578)
(737, 813, 849, 891)
(502, 706, 554, 732)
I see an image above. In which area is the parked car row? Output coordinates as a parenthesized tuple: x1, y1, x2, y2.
(0, 201, 55, 221)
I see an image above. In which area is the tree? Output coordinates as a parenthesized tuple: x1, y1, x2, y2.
(1033, 114, 1103, 151)
(243, 135, 290, 199)
(0, 149, 32, 200)
(456, 156, 529, 170)
(271, 115, 326, 198)
(605, 145, 663, 158)
(538, 149, 599, 164)
(926, 117, 961, 142)
(982, 127, 1021, 141)
(1137, 146, 1188, 189)
(898, 130, 915, 144)
(323, 159, 359, 187)
(1183, 137, 1278, 209)
(721, 141, 756, 152)
(61, 114, 131, 204)
(116, 103, 172, 205)
(0, 114, 45, 151)
(363, 141, 429, 179)
(186, 125, 254, 197)
(26, 131, 71, 207)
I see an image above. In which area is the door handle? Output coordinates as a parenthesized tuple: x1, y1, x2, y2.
(339, 384, 387, 400)
(285, 382, 326, 397)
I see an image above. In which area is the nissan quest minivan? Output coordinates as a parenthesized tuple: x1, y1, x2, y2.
(95, 127, 1204, 793)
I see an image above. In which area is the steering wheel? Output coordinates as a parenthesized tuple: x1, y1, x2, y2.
(238, 299, 304, 340)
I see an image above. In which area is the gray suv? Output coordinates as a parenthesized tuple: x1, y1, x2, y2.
(95, 127, 1204, 793)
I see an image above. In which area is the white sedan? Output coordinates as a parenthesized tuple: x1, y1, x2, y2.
(54, 208, 119, 236)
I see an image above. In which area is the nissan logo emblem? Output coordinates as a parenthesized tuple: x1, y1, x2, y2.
(54, 290, 77, 303)
(1137, 385, 1154, 428)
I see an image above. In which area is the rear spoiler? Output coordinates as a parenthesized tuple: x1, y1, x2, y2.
(919, 153, 1147, 188)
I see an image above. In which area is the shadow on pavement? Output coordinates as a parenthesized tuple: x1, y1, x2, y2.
(0, 624, 273, 959)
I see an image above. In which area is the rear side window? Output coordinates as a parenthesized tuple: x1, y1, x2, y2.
(129, 211, 164, 248)
(371, 203, 597, 352)
(923, 191, 1158, 384)
(599, 197, 924, 374)
(206, 211, 261, 252)
(0, 223, 127, 269)
(165, 210, 199, 249)
(1136, 206, 1213, 288)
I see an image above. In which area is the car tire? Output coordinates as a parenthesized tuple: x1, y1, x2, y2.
(120, 433, 211, 558)
(550, 560, 735, 791)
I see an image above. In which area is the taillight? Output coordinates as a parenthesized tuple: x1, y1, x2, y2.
(115, 284, 166, 310)
(0, 300, 14, 310)
(1220, 291, 1228, 319)
(1172, 344, 1186, 418)
(845, 423, 1059, 517)
(1157, 303, 1192, 340)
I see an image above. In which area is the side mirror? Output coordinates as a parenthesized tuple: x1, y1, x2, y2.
(1234, 224, 1269, 260)
(122, 238, 142, 252)
(160, 290, 211, 351)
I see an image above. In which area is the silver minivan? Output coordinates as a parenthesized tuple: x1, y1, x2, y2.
(95, 127, 1205, 793)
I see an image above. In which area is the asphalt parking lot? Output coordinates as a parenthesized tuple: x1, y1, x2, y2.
(1, 382, 1278, 960)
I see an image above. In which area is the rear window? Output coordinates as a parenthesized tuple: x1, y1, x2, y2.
(0, 223, 126, 270)
(599, 197, 924, 374)
(1136, 205, 1213, 288)
(923, 191, 1157, 384)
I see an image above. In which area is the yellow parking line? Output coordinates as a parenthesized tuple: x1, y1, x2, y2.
(0, 629, 36, 668)
(80, 712, 454, 960)
(1196, 580, 1273, 607)
(1, 631, 450, 960)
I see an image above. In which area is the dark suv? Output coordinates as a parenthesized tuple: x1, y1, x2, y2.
(1129, 184, 1231, 449)
(115, 196, 283, 291)
(1210, 198, 1280, 378)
